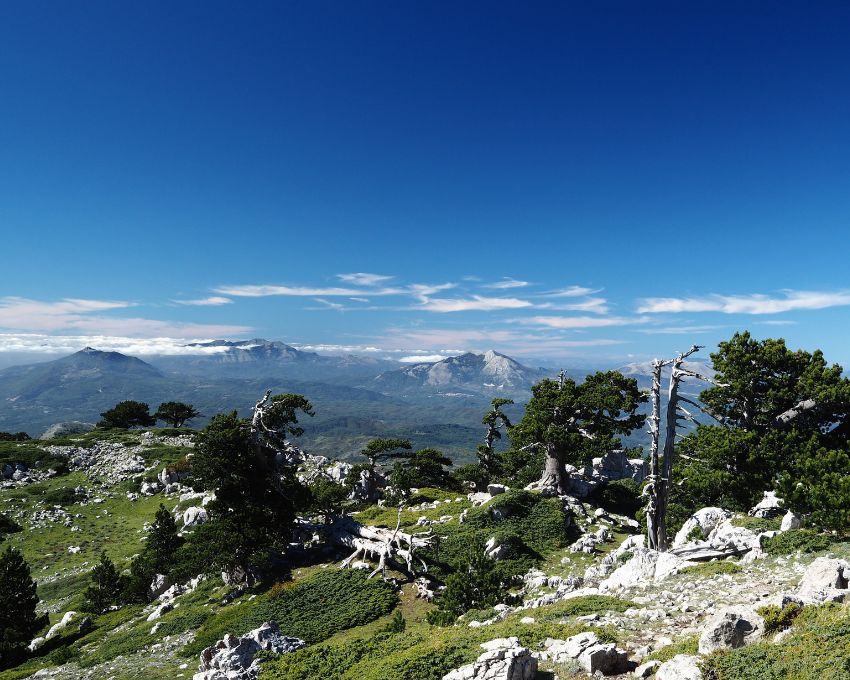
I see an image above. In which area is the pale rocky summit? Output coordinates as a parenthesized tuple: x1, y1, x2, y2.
(698, 605, 764, 654)
(194, 621, 306, 680)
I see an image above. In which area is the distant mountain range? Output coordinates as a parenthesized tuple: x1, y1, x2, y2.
(150, 339, 398, 382)
(0, 339, 718, 459)
(371, 350, 550, 396)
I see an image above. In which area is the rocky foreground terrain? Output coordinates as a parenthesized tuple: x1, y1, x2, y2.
(1, 429, 848, 680)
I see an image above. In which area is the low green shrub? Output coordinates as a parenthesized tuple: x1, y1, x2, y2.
(679, 561, 742, 577)
(42, 487, 79, 506)
(703, 602, 850, 679)
(647, 635, 699, 662)
(756, 602, 802, 634)
(731, 515, 782, 532)
(586, 479, 643, 518)
(761, 529, 833, 555)
(184, 568, 397, 656)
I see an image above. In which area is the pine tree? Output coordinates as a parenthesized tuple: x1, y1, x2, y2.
(83, 552, 124, 613)
(147, 504, 183, 573)
(0, 546, 48, 669)
(154, 402, 201, 428)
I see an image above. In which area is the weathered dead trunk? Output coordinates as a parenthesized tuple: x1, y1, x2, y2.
(537, 443, 567, 495)
(645, 359, 664, 551)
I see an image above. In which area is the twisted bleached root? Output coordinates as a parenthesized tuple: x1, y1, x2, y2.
(333, 509, 433, 580)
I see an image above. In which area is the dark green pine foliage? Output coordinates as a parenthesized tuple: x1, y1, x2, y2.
(153, 401, 201, 428)
(97, 400, 156, 429)
(671, 332, 850, 533)
(188, 400, 312, 576)
(84, 552, 125, 613)
(123, 504, 184, 603)
(507, 371, 645, 494)
(359, 438, 412, 502)
(400, 448, 454, 489)
(0, 546, 48, 669)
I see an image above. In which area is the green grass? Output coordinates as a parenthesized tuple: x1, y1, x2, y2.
(679, 560, 742, 576)
(730, 514, 782, 533)
(647, 635, 699, 662)
(260, 616, 607, 680)
(533, 594, 637, 624)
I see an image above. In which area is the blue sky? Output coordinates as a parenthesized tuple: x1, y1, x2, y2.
(2, 2, 850, 367)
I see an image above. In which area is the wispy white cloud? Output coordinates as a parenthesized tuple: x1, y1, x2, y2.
(482, 278, 530, 290)
(337, 272, 394, 286)
(520, 315, 647, 329)
(0, 297, 251, 337)
(638, 325, 726, 335)
(0, 334, 241, 356)
(537, 297, 610, 314)
(312, 298, 345, 311)
(416, 295, 534, 313)
(636, 290, 850, 315)
(214, 284, 370, 297)
(398, 354, 452, 363)
(349, 297, 370, 303)
(541, 286, 603, 298)
(173, 296, 233, 306)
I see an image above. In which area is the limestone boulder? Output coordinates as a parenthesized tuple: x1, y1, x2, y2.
(797, 557, 850, 603)
(673, 508, 732, 548)
(655, 654, 702, 680)
(698, 606, 764, 655)
(442, 636, 537, 680)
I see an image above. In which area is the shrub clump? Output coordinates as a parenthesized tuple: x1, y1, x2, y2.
(185, 568, 397, 655)
(756, 602, 802, 634)
(761, 529, 833, 555)
(679, 561, 742, 577)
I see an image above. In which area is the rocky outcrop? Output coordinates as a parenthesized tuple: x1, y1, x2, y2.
(538, 632, 629, 675)
(600, 548, 682, 591)
(796, 557, 850, 603)
(194, 622, 306, 680)
(655, 654, 702, 680)
(183, 506, 209, 527)
(673, 508, 732, 548)
(749, 491, 783, 519)
(442, 637, 536, 680)
(780, 511, 802, 532)
(698, 606, 764, 654)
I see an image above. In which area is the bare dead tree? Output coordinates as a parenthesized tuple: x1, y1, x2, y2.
(644, 345, 725, 551)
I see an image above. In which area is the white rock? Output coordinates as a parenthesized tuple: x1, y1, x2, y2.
(195, 621, 306, 680)
(673, 508, 732, 548)
(797, 557, 850, 603)
(655, 654, 702, 680)
(183, 506, 209, 527)
(487, 483, 508, 495)
(749, 491, 784, 518)
(780, 511, 802, 532)
(698, 606, 764, 654)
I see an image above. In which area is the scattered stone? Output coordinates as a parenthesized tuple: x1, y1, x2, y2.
(194, 621, 306, 680)
(698, 606, 764, 654)
(780, 511, 802, 532)
(443, 637, 537, 680)
(796, 557, 850, 603)
(539, 632, 629, 676)
(655, 654, 702, 680)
